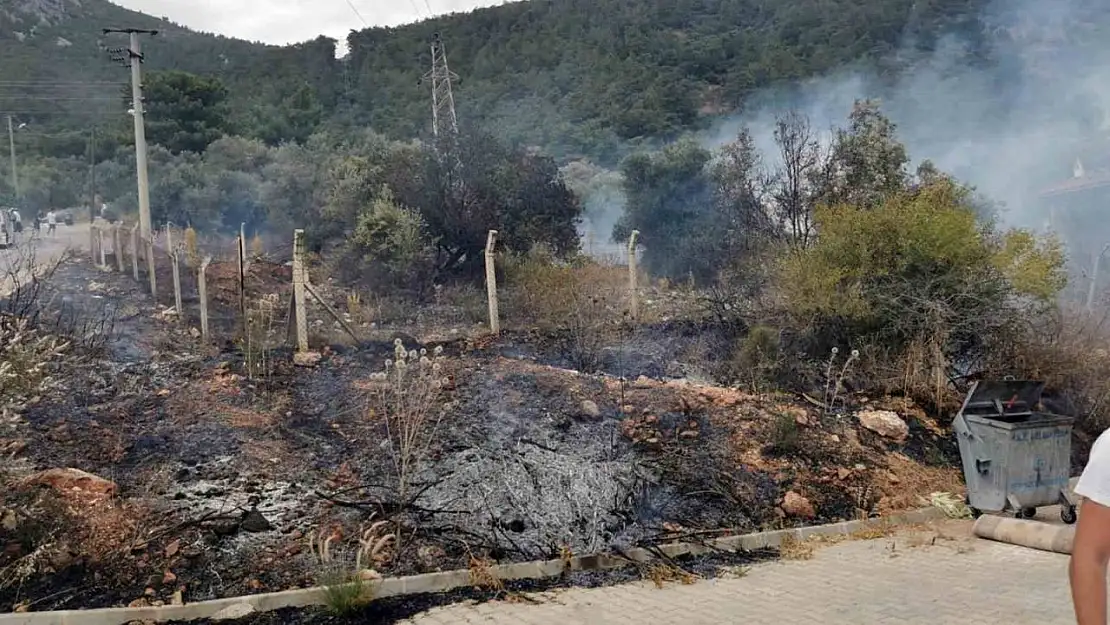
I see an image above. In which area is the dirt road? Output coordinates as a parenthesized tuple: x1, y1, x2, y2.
(0, 223, 90, 296)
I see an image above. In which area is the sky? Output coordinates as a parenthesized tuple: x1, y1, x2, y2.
(111, 0, 510, 54)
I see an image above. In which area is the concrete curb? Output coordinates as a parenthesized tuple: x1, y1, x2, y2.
(973, 515, 1075, 555)
(0, 507, 948, 625)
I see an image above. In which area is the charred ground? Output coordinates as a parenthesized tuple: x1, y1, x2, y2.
(1, 256, 963, 614)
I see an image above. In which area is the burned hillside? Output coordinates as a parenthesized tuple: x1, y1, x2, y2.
(0, 254, 966, 613)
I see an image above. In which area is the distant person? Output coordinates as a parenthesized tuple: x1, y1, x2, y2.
(1070, 429, 1110, 624)
(9, 209, 20, 233)
(45, 209, 56, 236)
(32, 212, 41, 233)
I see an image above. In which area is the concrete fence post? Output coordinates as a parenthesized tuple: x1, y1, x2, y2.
(292, 229, 308, 352)
(485, 230, 500, 335)
(113, 226, 124, 271)
(97, 227, 107, 267)
(171, 249, 183, 322)
(145, 236, 156, 299)
(628, 229, 640, 322)
(89, 225, 97, 263)
(198, 256, 212, 340)
(130, 224, 139, 281)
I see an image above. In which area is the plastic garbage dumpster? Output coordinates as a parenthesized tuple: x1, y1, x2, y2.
(953, 379, 1077, 524)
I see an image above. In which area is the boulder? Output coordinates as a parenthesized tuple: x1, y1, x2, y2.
(782, 491, 816, 519)
(579, 400, 602, 420)
(293, 351, 322, 367)
(857, 409, 909, 442)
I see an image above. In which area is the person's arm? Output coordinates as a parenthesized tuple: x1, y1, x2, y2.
(1072, 497, 1110, 624)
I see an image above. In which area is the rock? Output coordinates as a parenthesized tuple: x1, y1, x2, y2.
(1, 509, 17, 531)
(189, 327, 201, 338)
(782, 491, 816, 519)
(293, 351, 322, 367)
(633, 375, 654, 389)
(171, 590, 184, 606)
(579, 400, 601, 420)
(22, 468, 117, 498)
(418, 544, 447, 570)
(127, 598, 150, 608)
(163, 570, 177, 585)
(357, 568, 382, 581)
(240, 509, 273, 533)
(857, 410, 909, 442)
(212, 603, 256, 620)
(837, 468, 852, 480)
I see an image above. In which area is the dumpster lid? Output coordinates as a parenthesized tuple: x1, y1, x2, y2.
(957, 379, 1046, 420)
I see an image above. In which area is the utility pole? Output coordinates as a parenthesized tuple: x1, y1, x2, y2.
(88, 126, 97, 221)
(103, 27, 156, 242)
(6, 115, 18, 202)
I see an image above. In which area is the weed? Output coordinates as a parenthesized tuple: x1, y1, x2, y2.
(778, 534, 814, 560)
(184, 226, 199, 268)
(468, 553, 505, 592)
(307, 520, 396, 616)
(822, 347, 859, 414)
(241, 294, 278, 382)
(731, 325, 782, 392)
(367, 342, 451, 510)
(768, 412, 800, 455)
(644, 561, 699, 588)
(250, 233, 264, 259)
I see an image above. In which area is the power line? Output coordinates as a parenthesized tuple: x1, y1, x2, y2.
(0, 96, 122, 101)
(0, 81, 127, 86)
(344, 0, 369, 26)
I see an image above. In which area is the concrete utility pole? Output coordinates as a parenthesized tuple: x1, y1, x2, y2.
(103, 28, 156, 242)
(6, 115, 19, 201)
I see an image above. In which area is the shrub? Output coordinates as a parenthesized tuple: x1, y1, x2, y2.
(768, 412, 800, 455)
(730, 325, 782, 392)
(348, 186, 438, 295)
(777, 179, 1065, 403)
(501, 245, 627, 371)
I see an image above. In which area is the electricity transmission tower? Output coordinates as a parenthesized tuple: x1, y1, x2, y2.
(422, 32, 460, 146)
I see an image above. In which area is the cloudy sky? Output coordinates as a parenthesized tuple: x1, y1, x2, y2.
(112, 0, 511, 53)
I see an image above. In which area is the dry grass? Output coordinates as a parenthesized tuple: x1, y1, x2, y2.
(874, 453, 963, 514)
(467, 554, 504, 593)
(778, 534, 815, 560)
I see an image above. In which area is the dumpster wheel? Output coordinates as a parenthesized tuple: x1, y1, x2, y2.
(1061, 505, 1077, 525)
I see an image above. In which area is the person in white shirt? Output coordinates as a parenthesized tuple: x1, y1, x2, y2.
(1071, 430, 1110, 624)
(45, 210, 56, 235)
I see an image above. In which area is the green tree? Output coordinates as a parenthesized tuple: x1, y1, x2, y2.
(143, 71, 232, 154)
(248, 85, 325, 146)
(416, 127, 582, 273)
(614, 139, 714, 279)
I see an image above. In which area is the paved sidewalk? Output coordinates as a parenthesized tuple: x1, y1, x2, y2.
(402, 520, 1077, 624)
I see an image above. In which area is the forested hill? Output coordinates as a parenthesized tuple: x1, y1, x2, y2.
(0, 0, 339, 128)
(346, 0, 991, 160)
(3, 0, 1106, 162)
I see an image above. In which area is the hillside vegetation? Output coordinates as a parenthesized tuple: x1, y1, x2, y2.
(0, 0, 1035, 160)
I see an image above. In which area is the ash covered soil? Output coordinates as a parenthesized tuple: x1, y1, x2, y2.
(0, 258, 962, 615)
